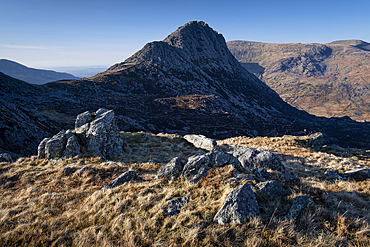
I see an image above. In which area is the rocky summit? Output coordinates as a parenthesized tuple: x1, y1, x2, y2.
(0, 21, 369, 157)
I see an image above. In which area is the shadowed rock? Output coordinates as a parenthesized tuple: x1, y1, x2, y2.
(214, 183, 260, 225)
(44, 130, 67, 159)
(254, 180, 289, 201)
(0, 153, 13, 163)
(152, 157, 184, 181)
(101, 171, 143, 191)
(283, 195, 314, 220)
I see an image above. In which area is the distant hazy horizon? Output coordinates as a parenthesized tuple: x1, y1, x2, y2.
(1, 0, 369, 68)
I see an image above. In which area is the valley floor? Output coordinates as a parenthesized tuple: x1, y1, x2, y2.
(1, 133, 370, 246)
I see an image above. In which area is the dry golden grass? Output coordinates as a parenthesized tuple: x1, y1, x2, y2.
(1, 134, 370, 246)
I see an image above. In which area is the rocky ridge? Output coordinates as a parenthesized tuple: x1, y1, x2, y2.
(0, 59, 79, 85)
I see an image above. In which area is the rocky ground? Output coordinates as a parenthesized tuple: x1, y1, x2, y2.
(1, 111, 370, 246)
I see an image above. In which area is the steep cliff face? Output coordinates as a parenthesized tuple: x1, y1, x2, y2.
(228, 40, 370, 122)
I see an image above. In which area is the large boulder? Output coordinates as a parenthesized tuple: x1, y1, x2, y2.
(44, 130, 67, 159)
(233, 147, 284, 172)
(182, 153, 215, 184)
(101, 171, 143, 191)
(184, 134, 217, 151)
(182, 151, 243, 184)
(213, 183, 260, 225)
(152, 157, 184, 181)
(84, 109, 123, 159)
(62, 135, 80, 159)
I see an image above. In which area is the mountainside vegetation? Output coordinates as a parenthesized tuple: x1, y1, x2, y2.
(227, 40, 370, 122)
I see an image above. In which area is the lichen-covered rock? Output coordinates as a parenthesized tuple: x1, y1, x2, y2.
(0, 153, 13, 163)
(283, 195, 314, 220)
(254, 180, 289, 201)
(182, 153, 216, 184)
(184, 134, 217, 151)
(162, 196, 189, 216)
(37, 138, 50, 159)
(85, 109, 123, 159)
(214, 183, 260, 225)
(252, 168, 266, 182)
(280, 171, 300, 183)
(75, 111, 93, 129)
(45, 130, 67, 159)
(62, 135, 80, 158)
(152, 157, 184, 181)
(101, 171, 142, 191)
(233, 147, 284, 172)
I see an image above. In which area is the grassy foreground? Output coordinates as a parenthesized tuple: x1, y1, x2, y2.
(1, 134, 370, 246)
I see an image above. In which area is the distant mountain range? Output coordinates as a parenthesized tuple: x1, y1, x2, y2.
(1, 22, 369, 157)
(227, 40, 370, 122)
(0, 59, 79, 84)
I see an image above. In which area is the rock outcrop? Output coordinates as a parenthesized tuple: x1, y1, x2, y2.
(233, 147, 284, 172)
(213, 183, 260, 225)
(38, 108, 123, 160)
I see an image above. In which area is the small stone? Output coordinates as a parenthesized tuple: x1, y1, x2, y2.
(37, 138, 50, 159)
(101, 171, 143, 191)
(163, 196, 189, 216)
(182, 153, 215, 184)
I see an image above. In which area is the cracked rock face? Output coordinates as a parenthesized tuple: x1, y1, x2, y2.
(213, 183, 260, 225)
(37, 108, 123, 160)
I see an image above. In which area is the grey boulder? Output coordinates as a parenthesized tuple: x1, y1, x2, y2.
(152, 157, 184, 181)
(233, 147, 284, 172)
(184, 134, 217, 151)
(213, 183, 260, 225)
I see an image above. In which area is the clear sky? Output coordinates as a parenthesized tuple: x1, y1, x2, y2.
(1, 0, 369, 68)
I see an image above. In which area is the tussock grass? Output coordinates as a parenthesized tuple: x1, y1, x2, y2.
(1, 135, 370, 246)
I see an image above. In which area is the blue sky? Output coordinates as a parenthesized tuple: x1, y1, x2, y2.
(1, 0, 369, 68)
